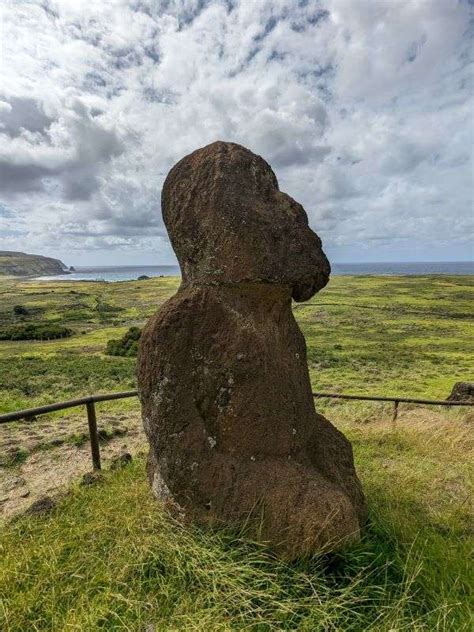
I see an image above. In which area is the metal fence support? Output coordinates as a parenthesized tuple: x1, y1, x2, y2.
(86, 401, 101, 471)
(312, 392, 472, 428)
(392, 400, 399, 427)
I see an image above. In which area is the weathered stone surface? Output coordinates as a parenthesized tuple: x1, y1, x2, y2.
(138, 141, 366, 558)
(447, 382, 474, 402)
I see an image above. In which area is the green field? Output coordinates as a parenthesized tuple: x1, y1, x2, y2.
(0, 274, 473, 630)
(0, 274, 472, 413)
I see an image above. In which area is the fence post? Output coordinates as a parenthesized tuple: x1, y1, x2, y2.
(392, 400, 399, 428)
(86, 401, 101, 470)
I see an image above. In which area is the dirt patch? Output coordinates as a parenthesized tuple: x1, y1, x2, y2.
(0, 412, 146, 520)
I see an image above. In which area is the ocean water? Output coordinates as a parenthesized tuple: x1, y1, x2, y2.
(331, 261, 474, 276)
(35, 261, 473, 282)
(35, 265, 180, 282)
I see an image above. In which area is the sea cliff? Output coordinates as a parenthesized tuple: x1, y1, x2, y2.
(0, 251, 70, 277)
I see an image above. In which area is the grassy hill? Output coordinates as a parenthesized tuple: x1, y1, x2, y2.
(0, 251, 70, 277)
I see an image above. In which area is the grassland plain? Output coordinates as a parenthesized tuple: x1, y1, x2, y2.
(0, 274, 472, 411)
(0, 274, 473, 630)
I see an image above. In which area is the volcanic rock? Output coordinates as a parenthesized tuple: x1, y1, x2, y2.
(138, 141, 366, 558)
(447, 382, 474, 402)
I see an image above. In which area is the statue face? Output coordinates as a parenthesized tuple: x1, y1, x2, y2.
(253, 189, 331, 301)
(162, 141, 330, 301)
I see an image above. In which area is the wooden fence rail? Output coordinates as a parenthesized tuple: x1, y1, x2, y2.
(0, 389, 471, 471)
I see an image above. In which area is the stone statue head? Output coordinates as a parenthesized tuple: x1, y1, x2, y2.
(162, 141, 330, 301)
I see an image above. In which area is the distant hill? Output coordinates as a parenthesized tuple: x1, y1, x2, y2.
(0, 251, 70, 277)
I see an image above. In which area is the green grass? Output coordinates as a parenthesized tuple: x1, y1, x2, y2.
(0, 274, 472, 412)
(1, 413, 472, 630)
(0, 274, 472, 630)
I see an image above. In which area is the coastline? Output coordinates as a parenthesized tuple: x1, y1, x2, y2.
(29, 261, 474, 282)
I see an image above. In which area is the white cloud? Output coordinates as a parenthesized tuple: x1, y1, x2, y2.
(0, 0, 472, 264)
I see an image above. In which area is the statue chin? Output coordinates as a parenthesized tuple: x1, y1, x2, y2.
(292, 273, 326, 302)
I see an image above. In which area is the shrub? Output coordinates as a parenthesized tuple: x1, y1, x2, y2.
(95, 301, 123, 314)
(95, 300, 124, 324)
(65, 308, 93, 321)
(0, 322, 73, 341)
(13, 305, 29, 316)
(106, 326, 141, 357)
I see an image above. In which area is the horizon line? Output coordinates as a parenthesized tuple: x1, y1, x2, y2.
(69, 260, 474, 267)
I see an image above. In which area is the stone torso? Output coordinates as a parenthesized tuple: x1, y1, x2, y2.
(140, 284, 315, 460)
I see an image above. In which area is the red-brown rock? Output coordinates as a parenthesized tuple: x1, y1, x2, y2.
(138, 141, 366, 558)
(447, 382, 474, 402)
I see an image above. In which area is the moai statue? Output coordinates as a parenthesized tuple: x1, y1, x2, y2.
(138, 141, 366, 558)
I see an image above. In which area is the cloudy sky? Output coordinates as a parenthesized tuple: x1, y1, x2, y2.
(0, 0, 472, 266)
